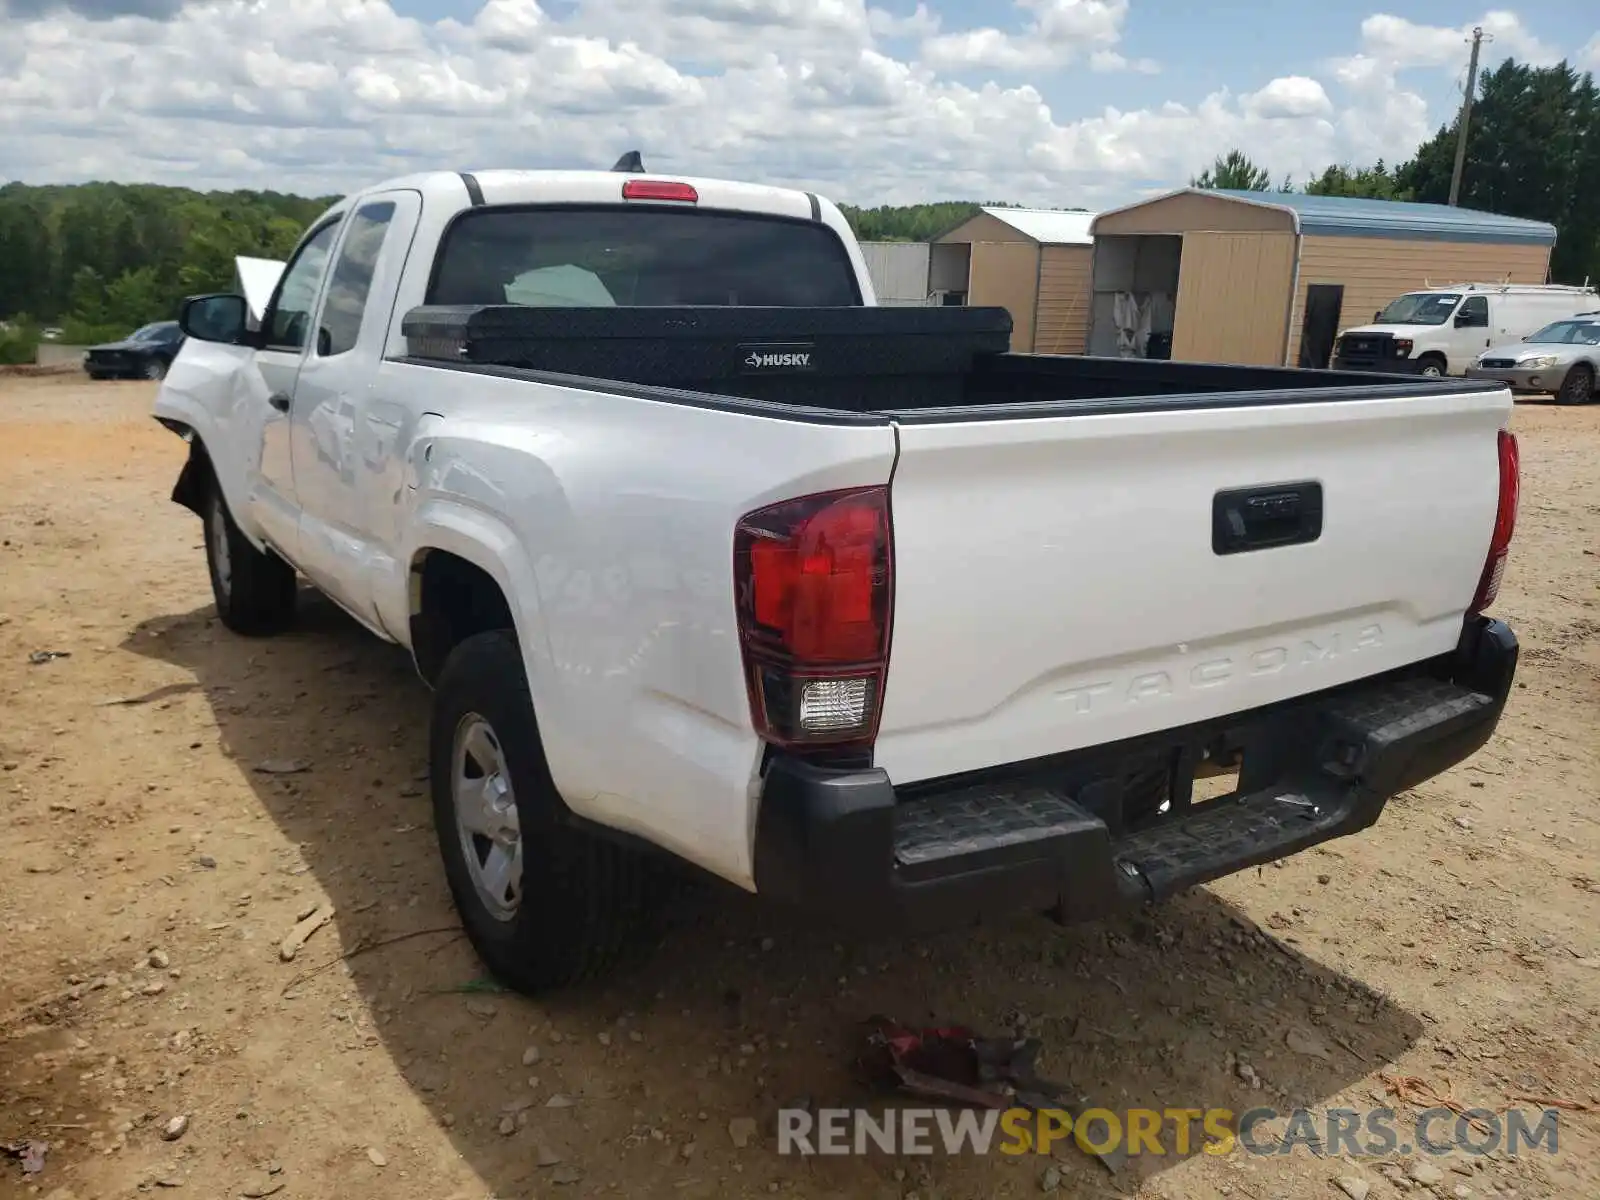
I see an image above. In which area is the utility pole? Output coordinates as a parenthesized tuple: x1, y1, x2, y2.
(1448, 26, 1487, 207)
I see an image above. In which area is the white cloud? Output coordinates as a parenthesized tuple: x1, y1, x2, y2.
(921, 0, 1155, 74)
(1089, 49, 1160, 75)
(1026, 89, 1338, 187)
(1354, 11, 1557, 71)
(1315, 10, 1570, 172)
(0, 1, 1588, 210)
(567, 0, 876, 67)
(1579, 32, 1600, 69)
(475, 0, 548, 52)
(867, 2, 940, 40)
(1243, 76, 1333, 120)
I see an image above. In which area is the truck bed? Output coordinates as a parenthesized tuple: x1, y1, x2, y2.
(398, 303, 1505, 419)
(392, 301, 1512, 790)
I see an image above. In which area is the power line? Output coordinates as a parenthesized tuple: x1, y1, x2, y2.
(1448, 25, 1491, 207)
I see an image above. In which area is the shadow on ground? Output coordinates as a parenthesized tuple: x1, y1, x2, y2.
(125, 593, 1424, 1197)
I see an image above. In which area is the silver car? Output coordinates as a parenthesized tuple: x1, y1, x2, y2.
(1466, 314, 1599, 405)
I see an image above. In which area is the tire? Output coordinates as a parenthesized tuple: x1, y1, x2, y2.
(1555, 364, 1593, 406)
(1417, 355, 1447, 378)
(86, 371, 105, 381)
(141, 357, 168, 381)
(204, 485, 297, 635)
(430, 630, 659, 993)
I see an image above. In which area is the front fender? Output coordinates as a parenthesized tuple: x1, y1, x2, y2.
(150, 342, 263, 547)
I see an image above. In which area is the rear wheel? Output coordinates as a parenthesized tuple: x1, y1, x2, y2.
(204, 485, 297, 635)
(430, 630, 661, 993)
(141, 358, 168, 382)
(1417, 354, 1447, 378)
(1556, 364, 1593, 406)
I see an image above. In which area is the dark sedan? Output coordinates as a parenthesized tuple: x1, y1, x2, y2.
(84, 321, 186, 381)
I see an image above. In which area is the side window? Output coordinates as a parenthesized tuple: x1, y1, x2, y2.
(1458, 296, 1489, 327)
(264, 221, 341, 351)
(318, 202, 397, 357)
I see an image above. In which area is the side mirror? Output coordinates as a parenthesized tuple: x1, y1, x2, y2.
(180, 294, 250, 344)
(1373, 311, 1382, 321)
(1453, 314, 1470, 328)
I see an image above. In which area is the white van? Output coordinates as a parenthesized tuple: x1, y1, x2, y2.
(1332, 283, 1599, 377)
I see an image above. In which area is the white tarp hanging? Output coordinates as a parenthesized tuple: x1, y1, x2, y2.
(1113, 291, 1152, 357)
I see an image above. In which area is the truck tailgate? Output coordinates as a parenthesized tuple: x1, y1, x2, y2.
(874, 387, 1510, 785)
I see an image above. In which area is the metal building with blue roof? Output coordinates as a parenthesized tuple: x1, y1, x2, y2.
(1086, 187, 1558, 369)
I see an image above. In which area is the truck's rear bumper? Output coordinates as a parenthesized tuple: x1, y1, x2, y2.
(751, 616, 1517, 930)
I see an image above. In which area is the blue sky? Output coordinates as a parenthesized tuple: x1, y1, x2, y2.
(2, 1, 1596, 205)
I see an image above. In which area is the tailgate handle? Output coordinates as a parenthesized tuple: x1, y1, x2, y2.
(1212, 482, 1323, 555)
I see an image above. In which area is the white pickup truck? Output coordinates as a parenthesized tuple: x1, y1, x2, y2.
(153, 163, 1523, 994)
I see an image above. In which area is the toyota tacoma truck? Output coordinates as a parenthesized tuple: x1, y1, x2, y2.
(151, 162, 1522, 994)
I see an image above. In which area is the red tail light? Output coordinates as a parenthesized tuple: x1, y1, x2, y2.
(621, 179, 698, 203)
(734, 487, 893, 747)
(1469, 429, 1519, 615)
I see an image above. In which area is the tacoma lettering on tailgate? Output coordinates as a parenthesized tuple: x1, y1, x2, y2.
(1055, 623, 1385, 715)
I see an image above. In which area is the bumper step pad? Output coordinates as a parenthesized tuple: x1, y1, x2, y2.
(890, 676, 1496, 903)
(894, 784, 1092, 869)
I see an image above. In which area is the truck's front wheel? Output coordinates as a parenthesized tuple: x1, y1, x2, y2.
(205, 487, 298, 635)
(430, 630, 657, 993)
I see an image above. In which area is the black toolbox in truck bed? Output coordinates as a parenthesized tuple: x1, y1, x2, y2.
(399, 304, 1015, 410)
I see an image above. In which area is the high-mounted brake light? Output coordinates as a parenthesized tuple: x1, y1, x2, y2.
(734, 487, 893, 748)
(621, 179, 698, 203)
(1469, 429, 1519, 615)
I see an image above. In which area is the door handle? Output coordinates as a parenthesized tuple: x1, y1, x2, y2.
(1212, 482, 1324, 555)
(268, 392, 291, 413)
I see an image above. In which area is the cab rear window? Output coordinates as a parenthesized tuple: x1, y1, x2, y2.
(427, 206, 863, 308)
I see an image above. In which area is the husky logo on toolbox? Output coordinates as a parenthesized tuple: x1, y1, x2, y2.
(740, 343, 815, 371)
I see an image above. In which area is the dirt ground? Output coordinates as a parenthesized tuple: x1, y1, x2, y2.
(1, 374, 1597, 1200)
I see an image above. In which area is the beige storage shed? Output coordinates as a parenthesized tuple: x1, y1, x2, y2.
(1086, 189, 1558, 367)
(930, 207, 1097, 353)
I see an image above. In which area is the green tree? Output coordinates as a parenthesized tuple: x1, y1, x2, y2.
(104, 267, 167, 330)
(67, 266, 111, 327)
(0, 191, 52, 319)
(0, 181, 336, 332)
(839, 201, 983, 241)
(1191, 150, 1272, 191)
(0, 313, 41, 366)
(1305, 160, 1412, 200)
(1395, 59, 1600, 284)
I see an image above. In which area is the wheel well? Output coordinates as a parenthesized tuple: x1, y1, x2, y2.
(410, 550, 516, 685)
